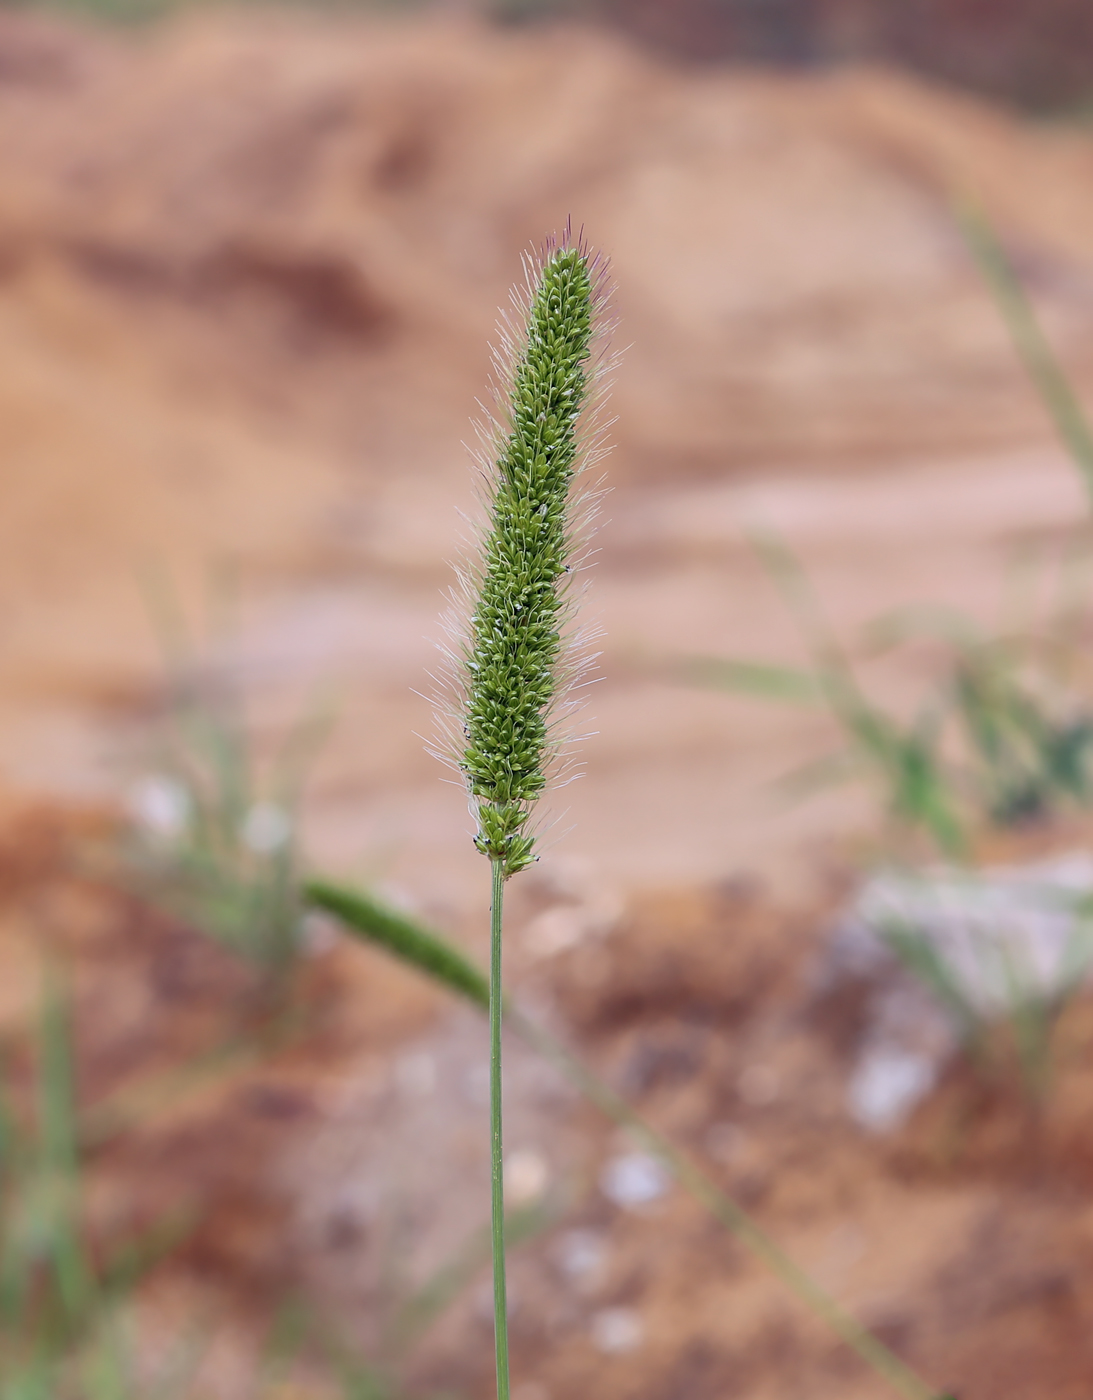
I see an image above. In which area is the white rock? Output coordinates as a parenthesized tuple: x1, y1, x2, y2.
(128, 774, 190, 840)
(848, 1046, 936, 1132)
(591, 1307, 643, 1354)
(850, 854, 1093, 1016)
(555, 1228, 607, 1280)
(828, 853, 1093, 1132)
(599, 1152, 670, 1209)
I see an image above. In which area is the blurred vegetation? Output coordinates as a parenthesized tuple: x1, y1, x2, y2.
(684, 538, 1093, 858)
(0, 961, 554, 1398)
(0, 985, 189, 1400)
(878, 886, 1093, 1100)
(125, 580, 328, 990)
(678, 208, 1093, 1104)
(682, 210, 1093, 858)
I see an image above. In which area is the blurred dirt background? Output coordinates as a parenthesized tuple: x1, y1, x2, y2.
(3, 2, 1093, 1396)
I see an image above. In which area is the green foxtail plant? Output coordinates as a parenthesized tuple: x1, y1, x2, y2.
(435, 229, 613, 1400)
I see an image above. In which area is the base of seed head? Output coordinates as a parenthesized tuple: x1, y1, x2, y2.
(472, 802, 537, 875)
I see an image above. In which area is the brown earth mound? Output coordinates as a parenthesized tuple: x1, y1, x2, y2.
(3, 6, 1093, 889)
(7, 5, 1093, 490)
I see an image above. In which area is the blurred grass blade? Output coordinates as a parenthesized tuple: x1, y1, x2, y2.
(98, 1209, 196, 1301)
(748, 530, 834, 651)
(38, 979, 78, 1177)
(254, 1297, 313, 1397)
(132, 574, 328, 976)
(679, 656, 822, 703)
(391, 1198, 553, 1353)
(774, 748, 861, 800)
(860, 605, 980, 656)
(270, 700, 336, 813)
(80, 1033, 275, 1151)
(958, 201, 1093, 506)
(306, 878, 945, 1400)
(754, 535, 967, 854)
(36, 979, 96, 1323)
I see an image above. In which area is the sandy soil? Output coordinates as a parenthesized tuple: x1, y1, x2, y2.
(4, 811, 1093, 1400)
(2, 8, 1093, 1397)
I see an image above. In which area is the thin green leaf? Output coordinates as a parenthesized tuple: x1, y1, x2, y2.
(305, 880, 489, 1010)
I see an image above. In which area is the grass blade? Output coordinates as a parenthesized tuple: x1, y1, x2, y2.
(678, 656, 823, 703)
(958, 200, 1093, 506)
(305, 879, 489, 1009)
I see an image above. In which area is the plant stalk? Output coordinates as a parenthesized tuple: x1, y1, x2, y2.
(305, 878, 949, 1400)
(489, 857, 510, 1400)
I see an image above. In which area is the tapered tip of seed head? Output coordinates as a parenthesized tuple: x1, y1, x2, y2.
(528, 220, 614, 322)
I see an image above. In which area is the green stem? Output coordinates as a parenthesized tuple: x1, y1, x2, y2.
(490, 858, 511, 1400)
(508, 1007, 939, 1400)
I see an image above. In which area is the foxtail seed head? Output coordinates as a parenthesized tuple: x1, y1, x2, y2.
(453, 232, 612, 878)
